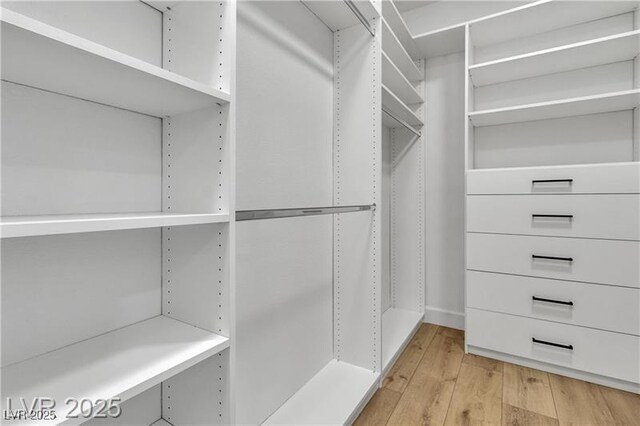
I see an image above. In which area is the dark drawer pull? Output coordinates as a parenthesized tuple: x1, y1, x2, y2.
(532, 254, 573, 262)
(532, 296, 574, 306)
(532, 179, 573, 184)
(532, 337, 573, 350)
(532, 214, 573, 219)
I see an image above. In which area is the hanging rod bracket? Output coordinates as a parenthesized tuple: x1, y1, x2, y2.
(344, 0, 375, 37)
(236, 204, 376, 222)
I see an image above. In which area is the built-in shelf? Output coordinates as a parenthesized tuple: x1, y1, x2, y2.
(0, 212, 230, 238)
(382, 308, 424, 374)
(2, 316, 229, 425)
(382, 84, 423, 127)
(382, 52, 423, 105)
(470, 0, 639, 47)
(412, 23, 465, 59)
(382, 18, 422, 82)
(1, 8, 230, 118)
(302, 0, 379, 32)
(263, 360, 380, 425)
(470, 30, 640, 86)
(469, 89, 640, 127)
(381, 0, 419, 58)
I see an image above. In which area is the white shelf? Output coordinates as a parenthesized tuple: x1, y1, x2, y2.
(412, 23, 466, 59)
(263, 360, 380, 425)
(382, 52, 423, 105)
(470, 0, 639, 47)
(382, 18, 422, 82)
(1, 8, 230, 118)
(150, 420, 173, 426)
(2, 316, 229, 425)
(382, 84, 423, 127)
(0, 212, 230, 238)
(469, 89, 640, 127)
(381, 0, 419, 59)
(470, 30, 640, 86)
(302, 0, 379, 32)
(382, 308, 424, 373)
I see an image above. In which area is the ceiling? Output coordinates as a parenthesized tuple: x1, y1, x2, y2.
(393, 1, 437, 13)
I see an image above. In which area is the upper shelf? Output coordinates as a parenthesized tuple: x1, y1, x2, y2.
(469, 89, 640, 127)
(381, 0, 419, 58)
(470, 0, 639, 47)
(470, 30, 640, 86)
(0, 8, 230, 118)
(0, 212, 230, 238)
(382, 51, 423, 106)
(412, 23, 465, 59)
(302, 0, 379, 32)
(382, 18, 422, 82)
(2, 316, 229, 425)
(382, 84, 423, 128)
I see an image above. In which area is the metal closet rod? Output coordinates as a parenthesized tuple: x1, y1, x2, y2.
(382, 107, 422, 138)
(344, 0, 375, 36)
(236, 204, 376, 221)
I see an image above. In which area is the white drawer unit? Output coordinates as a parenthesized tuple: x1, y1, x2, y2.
(467, 309, 640, 385)
(467, 233, 640, 288)
(467, 163, 640, 195)
(467, 194, 640, 240)
(467, 271, 640, 335)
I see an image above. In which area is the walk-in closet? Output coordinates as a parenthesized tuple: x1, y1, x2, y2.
(1, 1, 638, 425)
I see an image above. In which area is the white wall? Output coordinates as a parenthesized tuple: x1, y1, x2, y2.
(424, 52, 466, 329)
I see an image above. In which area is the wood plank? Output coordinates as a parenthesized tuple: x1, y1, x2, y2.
(354, 388, 402, 426)
(503, 363, 557, 419)
(387, 330, 464, 425)
(383, 323, 438, 393)
(437, 326, 465, 339)
(444, 363, 503, 425)
(548, 374, 615, 425)
(599, 385, 640, 426)
(463, 353, 503, 374)
(502, 404, 558, 426)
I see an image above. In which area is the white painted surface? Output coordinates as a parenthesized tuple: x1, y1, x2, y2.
(382, 308, 423, 371)
(382, 18, 422, 81)
(467, 271, 640, 336)
(424, 306, 465, 330)
(302, 0, 379, 32)
(2, 0, 162, 66)
(235, 217, 333, 425)
(467, 233, 640, 288)
(467, 194, 640, 240)
(381, 0, 419, 58)
(0, 212, 229, 239)
(1, 82, 161, 216)
(467, 162, 640, 194)
(2, 229, 160, 366)
(263, 360, 380, 426)
(236, 0, 333, 210)
(382, 52, 423, 104)
(2, 316, 229, 424)
(382, 84, 422, 126)
(467, 308, 640, 384)
(469, 89, 640, 127)
(84, 385, 161, 426)
(424, 52, 467, 326)
(1, 8, 229, 118)
(412, 24, 465, 59)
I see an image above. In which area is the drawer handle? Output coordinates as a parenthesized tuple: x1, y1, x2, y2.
(532, 179, 573, 184)
(532, 214, 573, 219)
(532, 337, 573, 351)
(532, 254, 573, 262)
(532, 296, 574, 306)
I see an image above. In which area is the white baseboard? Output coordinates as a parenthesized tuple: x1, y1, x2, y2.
(424, 306, 465, 330)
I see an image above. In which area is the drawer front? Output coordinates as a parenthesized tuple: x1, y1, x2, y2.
(467, 271, 640, 335)
(467, 194, 640, 240)
(466, 233, 640, 288)
(467, 308, 640, 384)
(467, 163, 640, 195)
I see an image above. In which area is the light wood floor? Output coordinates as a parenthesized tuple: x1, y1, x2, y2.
(355, 324, 640, 425)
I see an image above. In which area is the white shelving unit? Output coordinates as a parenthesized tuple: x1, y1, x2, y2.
(382, 85, 423, 127)
(382, 52, 423, 105)
(1, 1, 235, 424)
(382, 18, 422, 81)
(412, 24, 465, 59)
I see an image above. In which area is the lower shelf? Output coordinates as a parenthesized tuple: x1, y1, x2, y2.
(382, 308, 424, 373)
(263, 359, 380, 425)
(2, 316, 229, 424)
